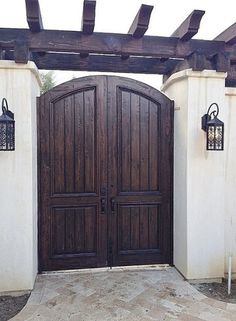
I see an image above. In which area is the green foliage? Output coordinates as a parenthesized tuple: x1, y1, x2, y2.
(40, 71, 56, 94)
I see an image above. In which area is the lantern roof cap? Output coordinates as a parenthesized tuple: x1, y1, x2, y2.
(0, 113, 14, 122)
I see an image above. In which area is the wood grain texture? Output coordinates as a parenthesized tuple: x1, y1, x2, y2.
(14, 40, 29, 63)
(25, 0, 43, 32)
(107, 76, 173, 266)
(82, 0, 96, 35)
(214, 22, 236, 45)
(171, 10, 205, 41)
(0, 28, 227, 58)
(38, 75, 173, 270)
(31, 52, 180, 73)
(128, 4, 153, 38)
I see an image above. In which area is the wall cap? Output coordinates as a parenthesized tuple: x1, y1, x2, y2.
(0, 60, 42, 87)
(225, 87, 236, 96)
(161, 69, 227, 92)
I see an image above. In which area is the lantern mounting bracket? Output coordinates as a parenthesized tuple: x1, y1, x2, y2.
(2, 98, 14, 120)
(201, 102, 219, 132)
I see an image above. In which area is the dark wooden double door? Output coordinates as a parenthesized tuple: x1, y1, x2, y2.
(38, 76, 173, 271)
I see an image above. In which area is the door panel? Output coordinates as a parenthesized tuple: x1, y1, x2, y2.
(107, 77, 173, 266)
(38, 77, 107, 271)
(38, 75, 173, 271)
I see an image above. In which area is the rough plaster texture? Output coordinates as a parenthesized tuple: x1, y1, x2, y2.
(0, 61, 41, 292)
(225, 88, 236, 277)
(162, 69, 226, 280)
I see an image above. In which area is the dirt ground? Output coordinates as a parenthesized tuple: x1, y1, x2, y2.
(193, 281, 236, 304)
(0, 282, 235, 321)
(0, 294, 30, 321)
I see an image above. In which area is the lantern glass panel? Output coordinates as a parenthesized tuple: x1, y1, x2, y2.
(0, 116, 15, 151)
(207, 126, 215, 150)
(0, 122, 7, 150)
(215, 125, 223, 150)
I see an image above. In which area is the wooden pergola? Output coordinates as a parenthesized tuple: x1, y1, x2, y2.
(1, 0, 236, 86)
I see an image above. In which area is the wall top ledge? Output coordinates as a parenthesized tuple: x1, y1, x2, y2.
(0, 60, 42, 87)
(161, 69, 227, 92)
(225, 87, 236, 96)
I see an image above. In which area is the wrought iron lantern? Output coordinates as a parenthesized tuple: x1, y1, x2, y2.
(0, 98, 15, 151)
(201, 103, 224, 151)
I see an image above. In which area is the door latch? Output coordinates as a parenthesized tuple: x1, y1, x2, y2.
(111, 198, 115, 213)
(101, 198, 106, 214)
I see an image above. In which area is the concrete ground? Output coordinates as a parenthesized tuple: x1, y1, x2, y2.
(9, 267, 236, 321)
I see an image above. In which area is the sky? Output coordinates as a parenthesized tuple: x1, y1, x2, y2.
(0, 0, 236, 89)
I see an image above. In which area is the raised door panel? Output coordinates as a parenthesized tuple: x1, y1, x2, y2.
(39, 77, 107, 271)
(118, 90, 160, 194)
(51, 206, 97, 257)
(51, 89, 97, 196)
(107, 77, 173, 266)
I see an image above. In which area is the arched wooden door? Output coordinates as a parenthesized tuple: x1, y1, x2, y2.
(38, 76, 173, 271)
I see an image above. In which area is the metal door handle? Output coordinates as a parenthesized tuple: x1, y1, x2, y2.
(101, 198, 106, 214)
(111, 198, 115, 213)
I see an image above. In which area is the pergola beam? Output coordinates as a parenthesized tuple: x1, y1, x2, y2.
(0, 28, 228, 59)
(33, 53, 181, 73)
(226, 68, 236, 86)
(25, 0, 43, 32)
(171, 10, 205, 41)
(128, 4, 153, 38)
(214, 22, 236, 45)
(82, 0, 96, 34)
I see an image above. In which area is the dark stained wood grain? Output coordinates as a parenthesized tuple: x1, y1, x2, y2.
(38, 75, 173, 270)
(140, 97, 149, 190)
(120, 91, 131, 191)
(107, 76, 173, 266)
(14, 40, 29, 63)
(130, 93, 140, 191)
(39, 76, 107, 270)
(31, 52, 180, 74)
(128, 4, 153, 38)
(130, 207, 140, 249)
(64, 96, 75, 192)
(139, 207, 149, 249)
(84, 90, 95, 192)
(82, 0, 96, 35)
(53, 99, 65, 193)
(226, 68, 236, 87)
(214, 22, 236, 45)
(0, 28, 227, 58)
(25, 0, 43, 32)
(74, 92, 85, 192)
(171, 10, 205, 41)
(149, 101, 159, 190)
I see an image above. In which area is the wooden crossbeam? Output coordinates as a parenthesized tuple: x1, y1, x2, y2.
(25, 0, 43, 32)
(226, 68, 236, 86)
(82, 0, 96, 34)
(14, 40, 29, 63)
(0, 28, 228, 59)
(171, 10, 205, 41)
(3, 51, 181, 74)
(128, 4, 153, 38)
(214, 23, 236, 45)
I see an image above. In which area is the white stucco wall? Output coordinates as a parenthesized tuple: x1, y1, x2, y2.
(224, 88, 236, 277)
(0, 61, 41, 292)
(162, 69, 226, 280)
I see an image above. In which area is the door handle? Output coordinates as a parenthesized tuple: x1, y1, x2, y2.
(111, 198, 115, 213)
(101, 198, 106, 214)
